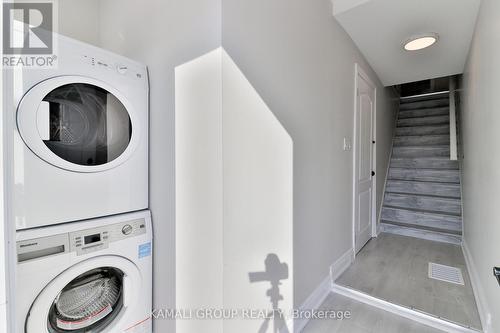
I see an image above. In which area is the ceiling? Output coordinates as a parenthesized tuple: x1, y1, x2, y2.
(333, 0, 481, 86)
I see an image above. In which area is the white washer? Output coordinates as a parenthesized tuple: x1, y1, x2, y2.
(11, 34, 148, 230)
(16, 210, 152, 333)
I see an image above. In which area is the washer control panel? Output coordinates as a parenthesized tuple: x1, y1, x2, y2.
(17, 218, 147, 262)
(70, 218, 146, 256)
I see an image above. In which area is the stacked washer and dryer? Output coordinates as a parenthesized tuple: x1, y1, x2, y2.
(12, 34, 152, 333)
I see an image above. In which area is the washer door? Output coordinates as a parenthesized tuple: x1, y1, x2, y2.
(26, 256, 142, 333)
(17, 76, 141, 173)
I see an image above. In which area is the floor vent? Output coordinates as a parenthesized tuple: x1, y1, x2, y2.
(428, 263, 464, 285)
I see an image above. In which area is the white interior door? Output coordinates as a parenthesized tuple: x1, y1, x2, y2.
(354, 71, 375, 253)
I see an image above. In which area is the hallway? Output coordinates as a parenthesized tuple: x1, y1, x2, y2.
(336, 233, 481, 331)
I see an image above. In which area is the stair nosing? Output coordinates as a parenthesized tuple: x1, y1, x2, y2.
(400, 91, 449, 100)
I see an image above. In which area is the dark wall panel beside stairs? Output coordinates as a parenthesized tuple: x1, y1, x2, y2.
(380, 92, 463, 245)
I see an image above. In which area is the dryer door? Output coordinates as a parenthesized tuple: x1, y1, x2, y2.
(17, 76, 141, 173)
(26, 256, 142, 333)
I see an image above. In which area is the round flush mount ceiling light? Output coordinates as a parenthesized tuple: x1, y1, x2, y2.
(403, 33, 439, 51)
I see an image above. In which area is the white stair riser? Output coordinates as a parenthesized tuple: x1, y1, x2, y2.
(380, 223, 462, 245)
(386, 180, 461, 198)
(392, 146, 450, 158)
(398, 115, 449, 127)
(393, 135, 450, 146)
(390, 158, 458, 169)
(388, 168, 460, 183)
(400, 98, 449, 111)
(382, 207, 461, 232)
(398, 107, 449, 119)
(396, 125, 449, 136)
(384, 193, 462, 215)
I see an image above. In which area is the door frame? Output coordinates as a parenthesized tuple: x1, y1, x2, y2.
(352, 63, 377, 257)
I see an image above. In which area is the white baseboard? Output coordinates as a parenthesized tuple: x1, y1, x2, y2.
(293, 276, 332, 333)
(331, 284, 480, 333)
(329, 248, 355, 282)
(462, 240, 493, 333)
(294, 248, 354, 332)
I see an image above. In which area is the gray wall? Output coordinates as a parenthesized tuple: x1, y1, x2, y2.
(222, 0, 397, 306)
(55, 0, 101, 46)
(97, 1, 221, 332)
(460, 0, 500, 330)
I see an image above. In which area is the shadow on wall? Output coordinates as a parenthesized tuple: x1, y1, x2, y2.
(249, 254, 290, 333)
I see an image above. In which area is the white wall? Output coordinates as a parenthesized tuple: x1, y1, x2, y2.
(222, 0, 397, 306)
(175, 49, 293, 333)
(175, 49, 224, 333)
(460, 0, 500, 330)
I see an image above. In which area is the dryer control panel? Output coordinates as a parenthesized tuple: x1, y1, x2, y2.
(17, 218, 147, 261)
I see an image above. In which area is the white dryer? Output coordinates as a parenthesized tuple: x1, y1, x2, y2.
(11, 34, 148, 230)
(16, 210, 153, 333)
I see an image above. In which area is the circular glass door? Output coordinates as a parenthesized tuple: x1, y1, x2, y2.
(17, 76, 140, 172)
(42, 83, 132, 166)
(47, 267, 123, 332)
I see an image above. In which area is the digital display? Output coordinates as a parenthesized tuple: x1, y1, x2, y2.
(84, 233, 101, 244)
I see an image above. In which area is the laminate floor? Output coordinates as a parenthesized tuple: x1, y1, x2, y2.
(302, 292, 445, 333)
(335, 233, 482, 330)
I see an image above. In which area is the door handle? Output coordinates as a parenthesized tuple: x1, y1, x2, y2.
(494, 267, 500, 286)
(371, 171, 375, 177)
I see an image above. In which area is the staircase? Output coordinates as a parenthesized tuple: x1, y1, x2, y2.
(380, 92, 463, 245)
